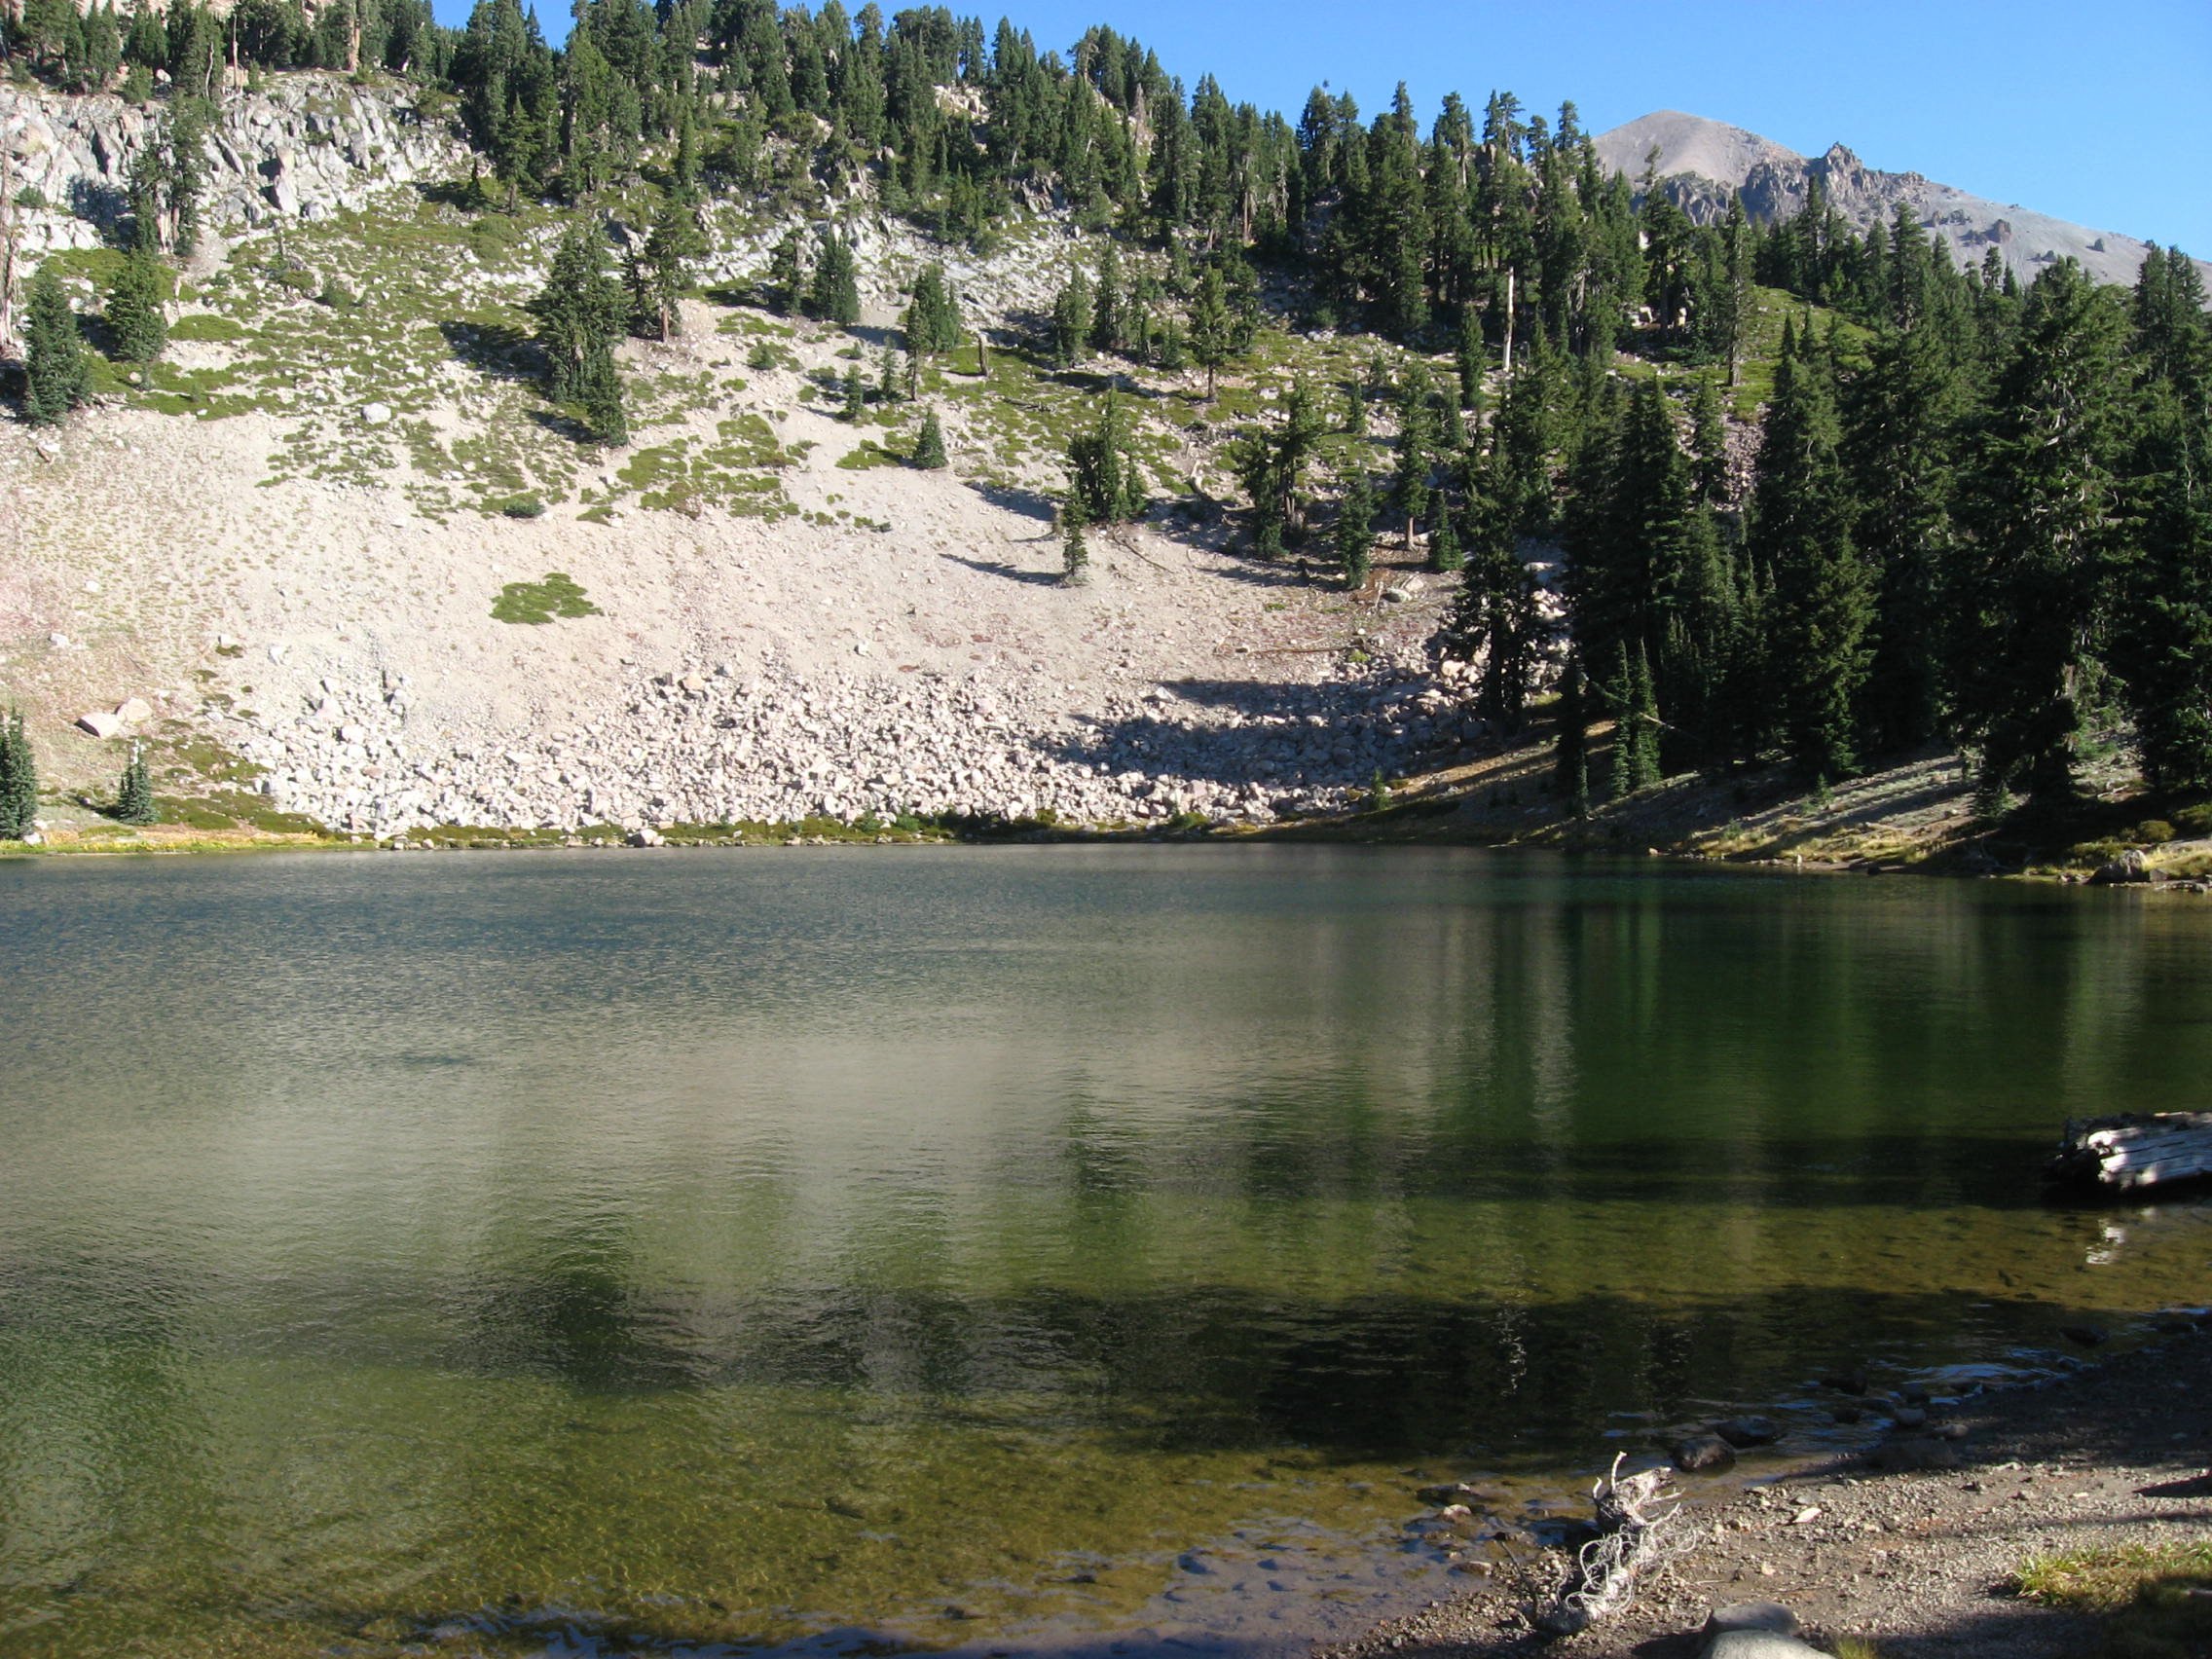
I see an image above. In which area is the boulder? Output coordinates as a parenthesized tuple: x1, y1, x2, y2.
(1672, 1434, 1737, 1473)
(114, 697, 155, 723)
(361, 401, 393, 426)
(2089, 849, 2151, 885)
(75, 710, 124, 739)
(1705, 1634, 1832, 1659)
(1706, 1603, 1799, 1637)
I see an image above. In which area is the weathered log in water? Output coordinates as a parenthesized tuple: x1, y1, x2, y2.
(2048, 1112, 2212, 1191)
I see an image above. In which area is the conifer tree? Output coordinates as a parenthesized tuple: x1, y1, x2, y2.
(639, 197, 703, 341)
(902, 262, 962, 358)
(1688, 372, 1728, 505)
(1334, 457, 1375, 587)
(1187, 264, 1233, 398)
(1751, 319, 1869, 779)
(1956, 262, 2129, 804)
(0, 709, 39, 838)
(23, 266, 92, 424)
(1427, 495, 1462, 574)
(116, 741, 156, 825)
(1048, 267, 1092, 368)
(575, 339, 627, 444)
(807, 230, 861, 325)
(1393, 362, 1435, 551)
(1067, 389, 1143, 524)
(1553, 653, 1590, 816)
(840, 363, 866, 422)
(165, 102, 206, 258)
(106, 244, 166, 364)
(1060, 499, 1090, 585)
(1089, 240, 1124, 354)
(2113, 389, 2212, 792)
(1455, 304, 1485, 408)
(532, 219, 627, 404)
(911, 405, 947, 468)
(767, 230, 807, 315)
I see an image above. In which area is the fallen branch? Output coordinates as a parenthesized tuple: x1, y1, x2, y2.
(1536, 1455, 1686, 1636)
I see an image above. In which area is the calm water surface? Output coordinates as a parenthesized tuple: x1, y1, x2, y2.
(1, 847, 2208, 1657)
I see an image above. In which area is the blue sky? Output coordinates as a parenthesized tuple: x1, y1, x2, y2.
(451, 0, 2212, 256)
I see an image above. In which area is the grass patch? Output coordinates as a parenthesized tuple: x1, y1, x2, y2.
(2016, 1540, 2212, 1658)
(491, 571, 600, 624)
(168, 313, 247, 343)
(836, 437, 907, 470)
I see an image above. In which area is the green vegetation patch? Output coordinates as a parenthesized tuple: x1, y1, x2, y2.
(2017, 1540, 2212, 1657)
(492, 571, 601, 625)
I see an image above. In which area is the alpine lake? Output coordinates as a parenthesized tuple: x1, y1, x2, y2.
(2, 846, 2208, 1658)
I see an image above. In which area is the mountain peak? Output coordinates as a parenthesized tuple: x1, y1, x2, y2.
(1594, 111, 2209, 296)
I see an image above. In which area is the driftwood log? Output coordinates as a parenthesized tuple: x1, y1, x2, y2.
(2047, 1112, 2212, 1191)
(1536, 1456, 1684, 1635)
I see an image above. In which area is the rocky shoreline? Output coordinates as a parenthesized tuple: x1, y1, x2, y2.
(228, 649, 1481, 840)
(1321, 1310, 2212, 1659)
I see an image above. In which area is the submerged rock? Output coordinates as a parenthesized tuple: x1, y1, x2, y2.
(1672, 1433, 1737, 1473)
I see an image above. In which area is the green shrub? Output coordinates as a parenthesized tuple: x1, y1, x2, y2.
(497, 493, 546, 519)
(492, 572, 599, 624)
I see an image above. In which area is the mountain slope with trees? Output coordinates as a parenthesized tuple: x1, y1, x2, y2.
(0, 4, 2206, 864)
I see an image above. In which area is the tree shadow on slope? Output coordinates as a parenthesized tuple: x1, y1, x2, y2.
(438, 317, 541, 384)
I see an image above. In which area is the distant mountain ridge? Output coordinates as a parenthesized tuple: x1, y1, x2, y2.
(1594, 110, 2211, 297)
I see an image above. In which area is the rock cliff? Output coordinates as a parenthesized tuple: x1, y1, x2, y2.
(1, 74, 466, 255)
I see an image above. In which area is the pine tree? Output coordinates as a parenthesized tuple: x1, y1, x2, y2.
(1956, 262, 2130, 804)
(1393, 362, 1435, 551)
(1089, 240, 1124, 354)
(767, 230, 806, 315)
(1428, 496, 1462, 573)
(1334, 457, 1375, 587)
(1688, 372, 1728, 505)
(1751, 319, 1870, 778)
(1455, 304, 1485, 408)
(903, 262, 963, 359)
(1067, 388, 1143, 524)
(106, 243, 166, 364)
(0, 709, 39, 838)
(1187, 264, 1233, 398)
(1048, 268, 1092, 368)
(911, 406, 947, 468)
(576, 338, 627, 444)
(2113, 390, 2212, 792)
(1060, 500, 1090, 585)
(640, 196, 703, 341)
(23, 266, 92, 424)
(807, 231, 861, 325)
(1553, 653, 1590, 816)
(532, 219, 626, 404)
(840, 363, 866, 422)
(165, 102, 206, 258)
(116, 741, 156, 825)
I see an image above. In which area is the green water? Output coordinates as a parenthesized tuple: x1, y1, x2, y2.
(1, 847, 2207, 1657)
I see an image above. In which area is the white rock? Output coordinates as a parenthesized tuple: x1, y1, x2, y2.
(49, 632, 69, 649)
(361, 402, 392, 426)
(76, 711, 125, 739)
(114, 697, 155, 723)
